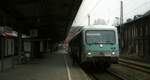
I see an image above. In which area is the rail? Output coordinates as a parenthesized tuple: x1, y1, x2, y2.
(119, 58, 150, 74)
(107, 68, 129, 80)
(81, 66, 127, 80)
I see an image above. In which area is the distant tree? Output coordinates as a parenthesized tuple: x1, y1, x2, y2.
(126, 18, 132, 22)
(133, 15, 143, 20)
(93, 18, 107, 25)
(112, 17, 120, 26)
(144, 10, 150, 16)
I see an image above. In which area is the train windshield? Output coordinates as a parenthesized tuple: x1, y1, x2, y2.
(86, 30, 116, 44)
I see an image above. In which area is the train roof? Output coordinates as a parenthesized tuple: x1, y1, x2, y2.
(83, 25, 117, 30)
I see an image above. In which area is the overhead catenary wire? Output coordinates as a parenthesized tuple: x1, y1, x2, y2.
(78, 0, 103, 25)
(124, 0, 150, 16)
(88, 0, 103, 14)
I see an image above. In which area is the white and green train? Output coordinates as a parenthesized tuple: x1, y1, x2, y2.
(69, 25, 119, 68)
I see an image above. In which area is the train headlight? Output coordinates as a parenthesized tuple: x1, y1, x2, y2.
(88, 52, 92, 55)
(112, 52, 115, 55)
(100, 44, 103, 47)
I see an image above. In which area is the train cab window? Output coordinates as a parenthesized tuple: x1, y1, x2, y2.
(85, 30, 116, 44)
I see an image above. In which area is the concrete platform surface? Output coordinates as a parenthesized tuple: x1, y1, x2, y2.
(0, 51, 90, 80)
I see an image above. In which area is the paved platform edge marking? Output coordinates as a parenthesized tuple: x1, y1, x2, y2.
(64, 55, 72, 80)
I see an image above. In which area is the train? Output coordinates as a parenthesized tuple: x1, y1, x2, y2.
(68, 25, 119, 68)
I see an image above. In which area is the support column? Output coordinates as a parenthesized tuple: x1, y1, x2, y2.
(1, 16, 5, 72)
(11, 39, 15, 68)
(47, 40, 49, 53)
(30, 37, 34, 58)
(18, 32, 22, 64)
(1, 37, 5, 72)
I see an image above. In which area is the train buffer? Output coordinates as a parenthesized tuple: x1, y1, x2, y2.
(0, 49, 90, 80)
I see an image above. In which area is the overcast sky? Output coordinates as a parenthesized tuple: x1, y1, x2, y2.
(72, 0, 150, 26)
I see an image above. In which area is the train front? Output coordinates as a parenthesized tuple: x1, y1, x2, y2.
(83, 29, 119, 63)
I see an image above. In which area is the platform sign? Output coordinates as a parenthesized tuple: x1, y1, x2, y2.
(0, 26, 17, 39)
(24, 41, 31, 52)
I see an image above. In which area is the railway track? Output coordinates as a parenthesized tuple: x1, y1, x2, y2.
(119, 59, 150, 74)
(87, 69, 128, 80)
(81, 65, 128, 80)
(107, 68, 129, 80)
(80, 58, 150, 80)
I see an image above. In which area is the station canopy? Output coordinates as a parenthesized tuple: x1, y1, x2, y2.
(0, 0, 82, 42)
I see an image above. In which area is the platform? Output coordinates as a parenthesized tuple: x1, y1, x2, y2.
(0, 49, 90, 80)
